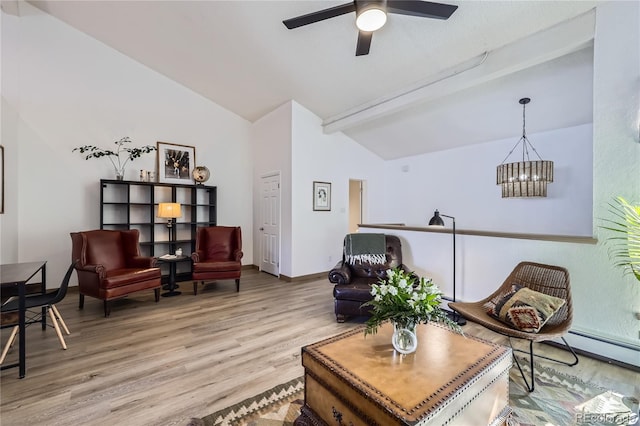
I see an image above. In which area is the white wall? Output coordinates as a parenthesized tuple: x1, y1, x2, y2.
(251, 101, 387, 278)
(380, 122, 595, 306)
(0, 97, 19, 264)
(384, 123, 593, 236)
(251, 101, 292, 276)
(290, 101, 386, 277)
(1, 3, 253, 284)
(0, 11, 20, 265)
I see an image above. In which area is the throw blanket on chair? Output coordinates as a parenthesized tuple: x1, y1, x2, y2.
(344, 233, 386, 264)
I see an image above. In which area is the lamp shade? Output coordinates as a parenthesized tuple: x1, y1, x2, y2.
(157, 203, 182, 219)
(496, 160, 554, 197)
(428, 210, 445, 226)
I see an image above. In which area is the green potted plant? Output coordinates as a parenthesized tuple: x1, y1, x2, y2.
(601, 196, 640, 282)
(362, 267, 462, 354)
(73, 137, 156, 180)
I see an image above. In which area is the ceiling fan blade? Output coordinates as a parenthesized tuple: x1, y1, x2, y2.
(387, 0, 458, 20)
(356, 31, 372, 56)
(283, 2, 357, 29)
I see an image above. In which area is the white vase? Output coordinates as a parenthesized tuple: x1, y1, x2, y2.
(391, 322, 418, 354)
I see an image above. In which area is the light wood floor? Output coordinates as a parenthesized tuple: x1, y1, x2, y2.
(1, 269, 638, 425)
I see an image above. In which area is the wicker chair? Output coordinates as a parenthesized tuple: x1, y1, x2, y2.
(449, 261, 578, 392)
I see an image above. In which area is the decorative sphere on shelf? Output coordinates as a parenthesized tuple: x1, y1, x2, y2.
(192, 166, 210, 184)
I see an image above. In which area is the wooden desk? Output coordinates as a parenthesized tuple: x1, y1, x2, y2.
(0, 261, 47, 378)
(295, 322, 512, 425)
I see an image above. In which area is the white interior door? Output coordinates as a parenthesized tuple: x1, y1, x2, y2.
(260, 173, 280, 276)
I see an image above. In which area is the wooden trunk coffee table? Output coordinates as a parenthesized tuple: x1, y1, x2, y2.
(294, 322, 512, 426)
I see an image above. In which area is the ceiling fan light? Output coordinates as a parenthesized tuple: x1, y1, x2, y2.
(356, 8, 387, 32)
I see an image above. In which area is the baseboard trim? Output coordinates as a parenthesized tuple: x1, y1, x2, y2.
(247, 265, 328, 283)
(547, 331, 640, 370)
(278, 271, 328, 283)
(544, 340, 640, 372)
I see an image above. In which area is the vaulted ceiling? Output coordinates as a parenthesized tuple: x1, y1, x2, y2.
(25, 0, 597, 159)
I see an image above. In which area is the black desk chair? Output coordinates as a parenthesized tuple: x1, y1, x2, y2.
(0, 261, 76, 362)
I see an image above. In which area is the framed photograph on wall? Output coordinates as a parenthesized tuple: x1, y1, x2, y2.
(313, 181, 331, 211)
(157, 142, 195, 184)
(0, 145, 4, 214)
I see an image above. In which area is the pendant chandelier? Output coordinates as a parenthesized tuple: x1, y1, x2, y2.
(496, 97, 553, 198)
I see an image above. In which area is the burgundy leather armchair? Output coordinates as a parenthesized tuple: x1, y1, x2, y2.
(328, 234, 412, 323)
(70, 229, 161, 317)
(191, 226, 243, 295)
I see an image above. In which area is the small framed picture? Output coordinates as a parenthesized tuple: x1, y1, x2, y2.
(157, 142, 195, 184)
(313, 181, 331, 211)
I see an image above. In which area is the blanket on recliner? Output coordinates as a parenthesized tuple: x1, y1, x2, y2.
(344, 233, 386, 264)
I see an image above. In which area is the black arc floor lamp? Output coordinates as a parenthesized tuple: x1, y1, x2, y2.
(428, 210, 466, 326)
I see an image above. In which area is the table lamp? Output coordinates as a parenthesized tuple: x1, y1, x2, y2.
(428, 209, 466, 326)
(157, 202, 182, 254)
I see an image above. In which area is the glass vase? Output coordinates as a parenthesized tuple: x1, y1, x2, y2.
(392, 322, 418, 354)
(114, 166, 125, 181)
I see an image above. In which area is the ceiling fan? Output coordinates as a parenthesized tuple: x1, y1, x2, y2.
(283, 0, 458, 56)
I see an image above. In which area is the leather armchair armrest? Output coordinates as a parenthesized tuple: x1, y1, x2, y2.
(76, 263, 106, 279)
(328, 261, 351, 285)
(233, 249, 244, 261)
(129, 256, 157, 268)
(191, 251, 204, 263)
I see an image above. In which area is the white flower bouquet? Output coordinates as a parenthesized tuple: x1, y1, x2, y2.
(362, 267, 462, 336)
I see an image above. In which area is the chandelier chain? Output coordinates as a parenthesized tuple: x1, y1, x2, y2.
(522, 100, 527, 140)
(499, 98, 545, 164)
(522, 102, 527, 162)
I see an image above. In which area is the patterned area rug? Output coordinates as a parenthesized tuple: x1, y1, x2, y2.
(196, 359, 638, 426)
(196, 377, 304, 426)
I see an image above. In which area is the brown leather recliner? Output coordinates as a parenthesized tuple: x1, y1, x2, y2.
(70, 229, 161, 317)
(328, 234, 412, 323)
(191, 226, 243, 295)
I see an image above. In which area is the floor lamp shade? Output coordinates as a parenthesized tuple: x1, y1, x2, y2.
(157, 203, 182, 255)
(157, 203, 182, 220)
(428, 210, 445, 226)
